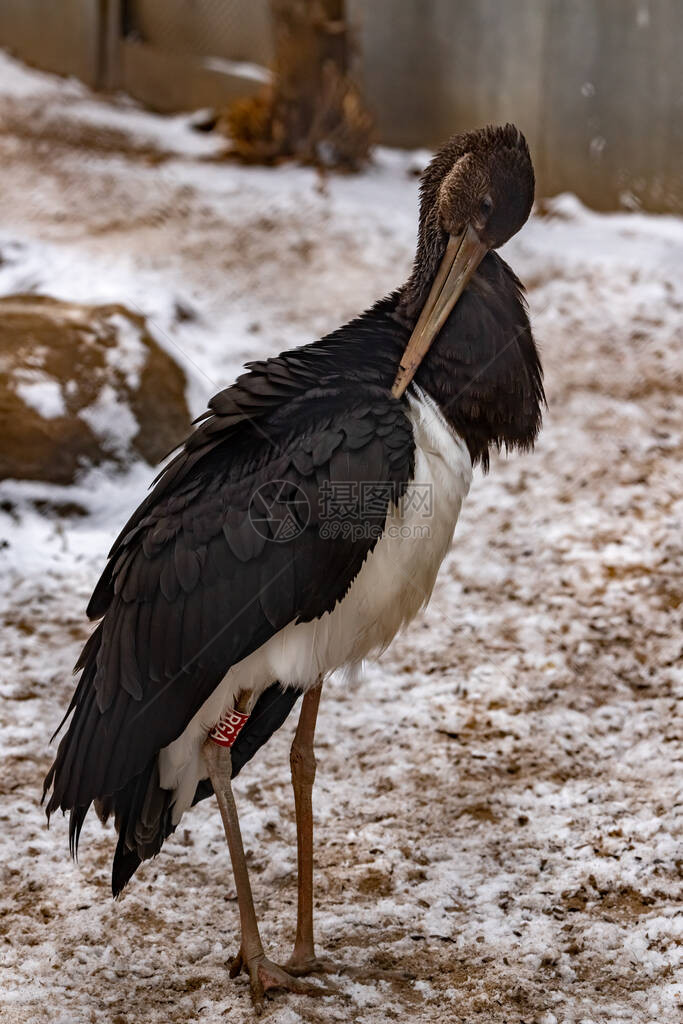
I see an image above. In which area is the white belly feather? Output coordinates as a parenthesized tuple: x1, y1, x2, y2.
(159, 388, 472, 821)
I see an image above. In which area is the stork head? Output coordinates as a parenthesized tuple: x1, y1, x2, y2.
(429, 123, 535, 251)
(393, 124, 535, 397)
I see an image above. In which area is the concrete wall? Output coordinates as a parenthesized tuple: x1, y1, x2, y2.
(0, 0, 103, 87)
(0, 1, 680, 211)
(348, 0, 683, 212)
(129, 0, 272, 65)
(540, 0, 682, 210)
(112, 0, 273, 112)
(0, 0, 271, 112)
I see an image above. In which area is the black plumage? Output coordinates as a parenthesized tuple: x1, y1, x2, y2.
(44, 124, 544, 902)
(110, 682, 303, 896)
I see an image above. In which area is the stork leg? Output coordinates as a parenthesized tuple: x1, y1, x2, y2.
(203, 738, 332, 1011)
(285, 678, 328, 975)
(282, 683, 410, 984)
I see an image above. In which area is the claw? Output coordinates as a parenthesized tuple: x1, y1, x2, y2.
(232, 953, 336, 1011)
(229, 947, 246, 979)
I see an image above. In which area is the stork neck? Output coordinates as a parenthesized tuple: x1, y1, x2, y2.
(394, 213, 448, 328)
(393, 274, 430, 329)
(408, 251, 544, 469)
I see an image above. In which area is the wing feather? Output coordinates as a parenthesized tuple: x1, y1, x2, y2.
(45, 370, 414, 827)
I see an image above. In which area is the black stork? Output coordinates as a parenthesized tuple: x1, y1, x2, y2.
(44, 123, 544, 1009)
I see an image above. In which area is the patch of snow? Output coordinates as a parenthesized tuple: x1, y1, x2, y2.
(13, 371, 66, 418)
(0, 49, 87, 101)
(78, 383, 139, 455)
(103, 312, 147, 388)
(201, 56, 272, 84)
(0, 49, 225, 160)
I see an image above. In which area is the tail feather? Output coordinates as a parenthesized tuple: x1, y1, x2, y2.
(45, 666, 303, 897)
(44, 663, 100, 821)
(47, 622, 104, 745)
(109, 682, 303, 894)
(68, 804, 90, 858)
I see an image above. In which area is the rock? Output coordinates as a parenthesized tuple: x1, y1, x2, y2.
(0, 296, 191, 485)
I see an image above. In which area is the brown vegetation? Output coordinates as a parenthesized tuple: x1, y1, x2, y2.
(221, 0, 373, 170)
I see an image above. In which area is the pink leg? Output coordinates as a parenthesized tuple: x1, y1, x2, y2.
(285, 678, 325, 974)
(203, 737, 333, 1011)
(283, 683, 411, 984)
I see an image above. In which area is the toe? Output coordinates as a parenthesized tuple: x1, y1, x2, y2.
(285, 955, 337, 977)
(229, 948, 246, 979)
(256, 958, 336, 997)
(249, 981, 265, 1015)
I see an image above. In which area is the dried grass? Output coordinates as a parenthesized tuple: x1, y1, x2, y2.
(217, 2, 373, 170)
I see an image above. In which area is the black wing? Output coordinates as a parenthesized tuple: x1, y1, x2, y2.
(44, 349, 413, 840)
(108, 680, 304, 896)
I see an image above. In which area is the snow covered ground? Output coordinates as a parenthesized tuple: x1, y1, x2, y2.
(0, 52, 681, 1024)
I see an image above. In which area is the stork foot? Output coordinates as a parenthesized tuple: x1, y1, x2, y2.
(230, 948, 336, 1012)
(284, 954, 336, 976)
(284, 952, 409, 982)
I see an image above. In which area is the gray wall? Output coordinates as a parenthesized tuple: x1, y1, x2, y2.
(348, 0, 683, 212)
(115, 0, 272, 111)
(0, 0, 103, 87)
(0, 0, 680, 211)
(540, 0, 682, 210)
(0, 0, 271, 110)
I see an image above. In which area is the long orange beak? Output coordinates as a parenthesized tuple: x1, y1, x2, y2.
(391, 225, 487, 398)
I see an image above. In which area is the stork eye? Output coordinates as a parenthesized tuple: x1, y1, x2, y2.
(480, 196, 493, 217)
